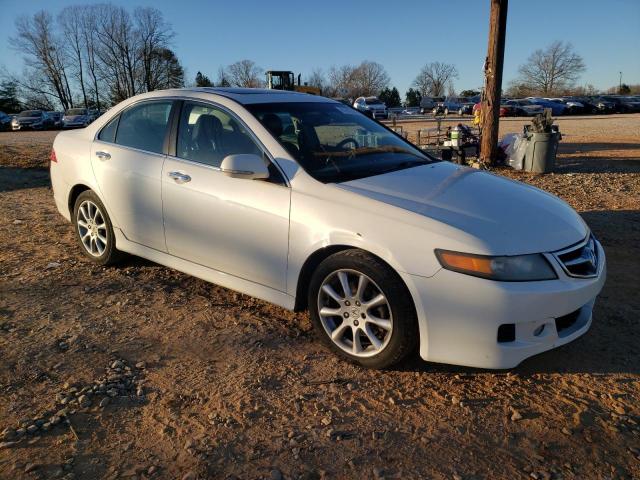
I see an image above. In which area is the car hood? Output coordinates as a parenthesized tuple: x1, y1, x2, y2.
(337, 162, 587, 255)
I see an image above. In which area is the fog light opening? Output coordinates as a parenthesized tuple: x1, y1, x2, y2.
(497, 324, 516, 343)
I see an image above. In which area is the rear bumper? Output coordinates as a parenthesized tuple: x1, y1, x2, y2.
(403, 240, 606, 369)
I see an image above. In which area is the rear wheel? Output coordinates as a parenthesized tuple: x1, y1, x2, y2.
(308, 249, 418, 369)
(73, 190, 123, 265)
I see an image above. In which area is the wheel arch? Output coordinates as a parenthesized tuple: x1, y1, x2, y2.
(68, 183, 92, 217)
(293, 245, 417, 317)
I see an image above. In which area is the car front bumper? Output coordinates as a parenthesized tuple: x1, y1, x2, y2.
(402, 240, 606, 369)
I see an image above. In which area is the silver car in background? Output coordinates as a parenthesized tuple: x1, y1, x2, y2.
(62, 108, 93, 128)
(353, 96, 388, 119)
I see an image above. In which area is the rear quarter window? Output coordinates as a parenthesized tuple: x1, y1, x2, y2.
(98, 116, 119, 143)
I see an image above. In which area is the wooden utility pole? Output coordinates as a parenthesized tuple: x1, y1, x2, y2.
(480, 0, 508, 165)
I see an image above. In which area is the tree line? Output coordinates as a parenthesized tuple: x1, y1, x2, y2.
(1, 9, 622, 115)
(4, 4, 183, 112)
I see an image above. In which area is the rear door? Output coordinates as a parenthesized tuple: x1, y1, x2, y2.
(91, 100, 174, 252)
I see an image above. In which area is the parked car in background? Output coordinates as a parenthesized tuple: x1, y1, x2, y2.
(504, 99, 544, 116)
(63, 108, 93, 128)
(0, 111, 12, 131)
(457, 96, 480, 115)
(13, 110, 52, 130)
(433, 97, 462, 115)
(597, 96, 635, 113)
(353, 97, 388, 119)
(526, 98, 567, 116)
(401, 107, 420, 115)
(47, 111, 64, 129)
(546, 98, 585, 115)
(625, 96, 640, 112)
(591, 97, 616, 114)
(419, 96, 444, 114)
(50, 87, 606, 370)
(561, 96, 598, 114)
(606, 95, 640, 113)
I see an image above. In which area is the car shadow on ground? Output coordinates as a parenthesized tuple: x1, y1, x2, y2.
(0, 166, 50, 193)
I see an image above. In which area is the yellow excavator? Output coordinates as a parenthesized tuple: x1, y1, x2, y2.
(265, 71, 321, 95)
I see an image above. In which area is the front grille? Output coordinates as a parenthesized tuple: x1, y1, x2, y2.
(555, 308, 581, 333)
(554, 236, 599, 278)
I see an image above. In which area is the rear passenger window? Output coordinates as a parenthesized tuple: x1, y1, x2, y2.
(115, 101, 173, 154)
(98, 116, 119, 143)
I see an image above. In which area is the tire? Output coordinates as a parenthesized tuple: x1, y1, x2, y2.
(73, 190, 123, 265)
(307, 249, 418, 369)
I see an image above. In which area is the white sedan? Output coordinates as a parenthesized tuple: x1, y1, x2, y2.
(50, 88, 606, 369)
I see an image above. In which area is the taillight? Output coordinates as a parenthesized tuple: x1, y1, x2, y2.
(50, 149, 57, 163)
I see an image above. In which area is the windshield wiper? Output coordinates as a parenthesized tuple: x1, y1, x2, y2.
(312, 145, 428, 159)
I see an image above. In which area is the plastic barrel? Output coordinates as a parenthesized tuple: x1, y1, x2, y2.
(524, 132, 560, 173)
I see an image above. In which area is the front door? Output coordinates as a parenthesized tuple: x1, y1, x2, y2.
(162, 101, 290, 291)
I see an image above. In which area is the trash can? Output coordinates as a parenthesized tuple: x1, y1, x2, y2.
(523, 132, 560, 173)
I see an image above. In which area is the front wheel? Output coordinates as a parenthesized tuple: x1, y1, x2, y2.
(308, 249, 418, 369)
(73, 190, 123, 265)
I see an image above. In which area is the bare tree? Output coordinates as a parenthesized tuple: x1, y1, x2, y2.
(58, 6, 88, 108)
(10, 11, 75, 109)
(327, 64, 357, 98)
(147, 48, 184, 90)
(326, 61, 390, 98)
(306, 68, 326, 91)
(225, 60, 263, 88)
(80, 6, 105, 110)
(134, 7, 175, 92)
(351, 61, 390, 97)
(216, 66, 230, 87)
(94, 4, 140, 102)
(413, 62, 459, 97)
(515, 41, 585, 95)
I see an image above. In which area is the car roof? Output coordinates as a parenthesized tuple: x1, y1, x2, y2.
(181, 87, 333, 105)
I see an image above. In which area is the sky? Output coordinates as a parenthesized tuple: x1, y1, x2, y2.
(1, 0, 639, 96)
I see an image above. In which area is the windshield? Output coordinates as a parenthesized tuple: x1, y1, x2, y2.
(364, 98, 384, 105)
(19, 111, 41, 117)
(247, 102, 436, 183)
(66, 108, 87, 116)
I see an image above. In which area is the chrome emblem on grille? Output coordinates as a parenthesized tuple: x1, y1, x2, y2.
(583, 245, 597, 270)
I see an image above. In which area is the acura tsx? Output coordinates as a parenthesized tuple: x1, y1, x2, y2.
(50, 88, 606, 369)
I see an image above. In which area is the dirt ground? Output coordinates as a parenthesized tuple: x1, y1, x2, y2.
(1, 115, 639, 480)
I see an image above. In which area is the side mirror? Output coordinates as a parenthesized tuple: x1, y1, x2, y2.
(220, 154, 269, 180)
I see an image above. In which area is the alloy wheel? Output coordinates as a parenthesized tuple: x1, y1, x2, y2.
(77, 200, 108, 257)
(317, 269, 393, 358)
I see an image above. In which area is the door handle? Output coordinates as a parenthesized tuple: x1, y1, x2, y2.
(95, 151, 111, 160)
(168, 171, 191, 184)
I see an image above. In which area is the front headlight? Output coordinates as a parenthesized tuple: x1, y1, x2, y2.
(435, 249, 557, 281)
